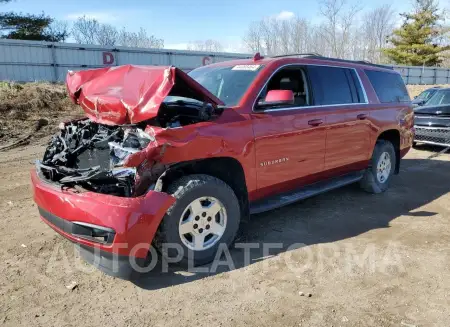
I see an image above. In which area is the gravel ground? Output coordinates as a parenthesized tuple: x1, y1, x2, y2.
(0, 143, 449, 327)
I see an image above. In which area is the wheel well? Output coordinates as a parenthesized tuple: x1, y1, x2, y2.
(377, 129, 400, 174)
(157, 157, 250, 223)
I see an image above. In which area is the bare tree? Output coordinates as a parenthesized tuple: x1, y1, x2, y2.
(242, 3, 399, 62)
(45, 20, 70, 42)
(95, 24, 118, 46)
(187, 39, 223, 52)
(363, 4, 395, 63)
(71, 16, 99, 44)
(290, 17, 311, 53)
(243, 22, 263, 53)
(318, 0, 362, 58)
(309, 24, 330, 56)
(243, 15, 320, 56)
(117, 27, 163, 48)
(72, 17, 163, 49)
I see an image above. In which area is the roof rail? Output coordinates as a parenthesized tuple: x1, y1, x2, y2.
(272, 53, 323, 58)
(272, 53, 393, 70)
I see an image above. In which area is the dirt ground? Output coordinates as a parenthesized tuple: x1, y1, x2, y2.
(1, 142, 449, 327)
(0, 82, 82, 148)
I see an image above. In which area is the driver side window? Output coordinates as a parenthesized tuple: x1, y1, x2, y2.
(257, 67, 309, 109)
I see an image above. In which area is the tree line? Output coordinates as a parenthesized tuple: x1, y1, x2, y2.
(243, 0, 449, 66)
(0, 1, 164, 48)
(1, 0, 449, 66)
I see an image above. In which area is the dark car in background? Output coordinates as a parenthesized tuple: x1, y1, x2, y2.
(414, 88, 450, 147)
(412, 87, 441, 107)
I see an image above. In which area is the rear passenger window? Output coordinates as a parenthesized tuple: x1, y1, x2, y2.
(365, 70, 410, 103)
(307, 66, 364, 105)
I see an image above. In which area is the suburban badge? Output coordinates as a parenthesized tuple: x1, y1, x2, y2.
(260, 157, 289, 167)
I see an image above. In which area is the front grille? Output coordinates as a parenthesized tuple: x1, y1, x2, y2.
(414, 126, 450, 146)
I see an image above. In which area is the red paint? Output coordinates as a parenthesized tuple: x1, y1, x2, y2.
(65, 65, 224, 125)
(34, 56, 414, 262)
(102, 52, 115, 65)
(202, 56, 211, 66)
(264, 90, 294, 103)
(31, 170, 175, 258)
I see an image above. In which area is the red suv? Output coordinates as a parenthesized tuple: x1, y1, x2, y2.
(31, 54, 414, 278)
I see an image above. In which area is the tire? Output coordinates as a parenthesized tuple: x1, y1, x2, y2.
(154, 174, 241, 267)
(360, 140, 396, 194)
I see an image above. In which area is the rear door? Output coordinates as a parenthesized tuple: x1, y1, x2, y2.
(307, 65, 371, 172)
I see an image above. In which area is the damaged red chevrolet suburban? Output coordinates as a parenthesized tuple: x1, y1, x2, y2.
(31, 54, 414, 278)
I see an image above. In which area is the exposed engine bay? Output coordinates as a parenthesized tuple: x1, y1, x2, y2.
(37, 119, 151, 197)
(37, 99, 222, 197)
(156, 97, 221, 128)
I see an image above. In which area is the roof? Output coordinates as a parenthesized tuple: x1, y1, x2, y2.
(203, 54, 395, 73)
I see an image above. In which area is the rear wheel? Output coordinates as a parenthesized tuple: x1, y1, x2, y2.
(154, 174, 241, 266)
(360, 140, 396, 194)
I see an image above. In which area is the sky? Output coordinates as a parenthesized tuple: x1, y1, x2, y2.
(3, 0, 415, 52)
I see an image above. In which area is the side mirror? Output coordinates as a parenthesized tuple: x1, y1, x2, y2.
(257, 90, 294, 108)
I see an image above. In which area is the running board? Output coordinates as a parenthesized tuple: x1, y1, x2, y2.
(249, 171, 364, 215)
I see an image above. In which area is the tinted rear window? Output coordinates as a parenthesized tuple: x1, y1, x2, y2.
(308, 66, 364, 105)
(365, 70, 410, 103)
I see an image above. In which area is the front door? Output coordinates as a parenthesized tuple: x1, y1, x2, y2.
(251, 66, 327, 199)
(252, 108, 327, 197)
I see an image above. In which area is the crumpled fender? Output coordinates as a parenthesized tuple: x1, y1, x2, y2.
(123, 124, 236, 168)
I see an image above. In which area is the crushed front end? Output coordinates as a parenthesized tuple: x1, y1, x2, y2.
(32, 65, 226, 278)
(32, 118, 179, 279)
(37, 118, 155, 197)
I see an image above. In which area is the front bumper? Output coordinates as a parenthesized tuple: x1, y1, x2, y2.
(414, 125, 450, 147)
(31, 169, 175, 278)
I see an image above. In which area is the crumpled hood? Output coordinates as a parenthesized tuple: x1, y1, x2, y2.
(66, 65, 224, 125)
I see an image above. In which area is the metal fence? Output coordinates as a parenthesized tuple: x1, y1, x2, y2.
(1, 39, 449, 84)
(392, 66, 450, 85)
(0, 39, 249, 82)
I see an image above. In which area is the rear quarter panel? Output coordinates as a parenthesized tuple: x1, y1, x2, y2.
(358, 68, 414, 156)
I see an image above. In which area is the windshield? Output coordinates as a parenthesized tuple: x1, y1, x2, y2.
(417, 89, 436, 100)
(425, 90, 450, 106)
(188, 64, 264, 106)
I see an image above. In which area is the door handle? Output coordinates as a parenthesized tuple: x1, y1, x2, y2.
(357, 114, 368, 120)
(308, 119, 323, 126)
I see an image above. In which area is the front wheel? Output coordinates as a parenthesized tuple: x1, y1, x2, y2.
(154, 174, 241, 267)
(360, 140, 396, 194)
